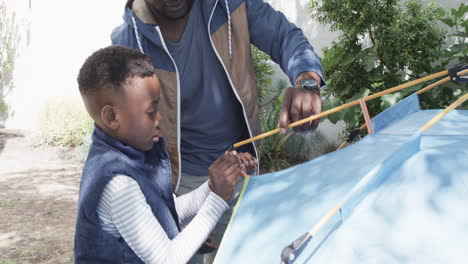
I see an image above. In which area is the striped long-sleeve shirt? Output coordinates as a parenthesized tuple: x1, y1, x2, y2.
(96, 175, 228, 264)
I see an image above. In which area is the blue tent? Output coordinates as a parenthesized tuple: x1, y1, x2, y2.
(214, 92, 468, 263)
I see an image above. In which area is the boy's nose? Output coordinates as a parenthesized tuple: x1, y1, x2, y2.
(154, 112, 161, 127)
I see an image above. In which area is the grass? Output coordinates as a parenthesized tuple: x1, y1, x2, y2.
(36, 97, 93, 147)
(0, 199, 17, 208)
(19, 243, 43, 258)
(74, 130, 93, 162)
(0, 260, 19, 264)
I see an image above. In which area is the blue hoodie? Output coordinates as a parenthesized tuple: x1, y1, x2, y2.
(112, 0, 325, 190)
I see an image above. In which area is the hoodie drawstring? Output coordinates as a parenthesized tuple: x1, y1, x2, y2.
(131, 16, 145, 53)
(224, 0, 232, 59)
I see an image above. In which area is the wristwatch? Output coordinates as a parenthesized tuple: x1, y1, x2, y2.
(300, 79, 319, 91)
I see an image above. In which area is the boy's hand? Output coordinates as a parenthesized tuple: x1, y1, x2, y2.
(208, 151, 243, 202)
(237, 152, 258, 173)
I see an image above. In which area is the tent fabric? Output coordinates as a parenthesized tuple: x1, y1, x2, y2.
(371, 92, 420, 133)
(214, 102, 468, 264)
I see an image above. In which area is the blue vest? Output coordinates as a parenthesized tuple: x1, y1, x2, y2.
(74, 126, 180, 263)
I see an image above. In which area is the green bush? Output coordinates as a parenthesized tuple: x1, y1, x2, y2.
(309, 0, 447, 128)
(284, 129, 341, 162)
(258, 79, 292, 173)
(421, 3, 468, 110)
(256, 78, 341, 172)
(252, 49, 342, 172)
(437, 3, 468, 68)
(251, 45, 275, 104)
(37, 97, 93, 147)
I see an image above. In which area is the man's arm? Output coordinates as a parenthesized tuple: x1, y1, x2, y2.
(245, 0, 325, 133)
(245, 0, 324, 86)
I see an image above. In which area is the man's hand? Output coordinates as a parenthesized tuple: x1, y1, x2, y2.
(278, 71, 322, 134)
(208, 151, 243, 202)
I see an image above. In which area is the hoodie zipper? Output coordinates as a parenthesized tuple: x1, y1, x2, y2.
(154, 26, 183, 192)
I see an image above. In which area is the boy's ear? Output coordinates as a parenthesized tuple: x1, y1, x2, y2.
(101, 105, 119, 130)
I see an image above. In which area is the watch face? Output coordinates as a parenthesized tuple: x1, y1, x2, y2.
(300, 80, 318, 90)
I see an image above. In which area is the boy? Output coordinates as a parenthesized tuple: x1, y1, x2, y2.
(74, 46, 257, 264)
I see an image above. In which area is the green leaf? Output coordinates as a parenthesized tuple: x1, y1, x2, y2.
(342, 54, 357, 66)
(456, 3, 468, 17)
(328, 109, 343, 124)
(361, 88, 370, 98)
(371, 82, 384, 89)
(435, 8, 447, 18)
(449, 44, 465, 52)
(462, 19, 468, 28)
(441, 17, 455, 27)
(368, 44, 379, 53)
(323, 97, 345, 124)
(452, 32, 468, 38)
(363, 53, 376, 72)
(450, 8, 459, 18)
(349, 89, 367, 101)
(460, 3, 467, 11)
(400, 83, 422, 97)
(343, 107, 360, 128)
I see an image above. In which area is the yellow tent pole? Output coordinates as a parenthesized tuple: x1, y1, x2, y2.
(336, 124, 366, 151)
(417, 69, 468, 95)
(363, 70, 448, 101)
(336, 68, 468, 151)
(336, 141, 349, 151)
(416, 77, 451, 95)
(233, 70, 449, 149)
(421, 93, 468, 132)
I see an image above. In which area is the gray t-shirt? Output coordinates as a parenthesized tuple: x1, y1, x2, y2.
(165, 0, 251, 176)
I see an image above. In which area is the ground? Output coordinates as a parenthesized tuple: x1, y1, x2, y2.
(0, 129, 81, 264)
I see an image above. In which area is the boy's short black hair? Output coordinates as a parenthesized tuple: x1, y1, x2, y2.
(78, 46, 155, 95)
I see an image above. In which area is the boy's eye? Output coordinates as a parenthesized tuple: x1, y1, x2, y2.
(147, 102, 159, 118)
(147, 111, 156, 118)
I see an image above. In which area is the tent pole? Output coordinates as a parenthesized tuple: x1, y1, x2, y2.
(233, 70, 452, 149)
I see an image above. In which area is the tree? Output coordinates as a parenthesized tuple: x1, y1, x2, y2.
(308, 0, 447, 128)
(0, 1, 20, 126)
(422, 3, 468, 110)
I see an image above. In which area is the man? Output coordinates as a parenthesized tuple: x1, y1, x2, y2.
(112, 0, 324, 262)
